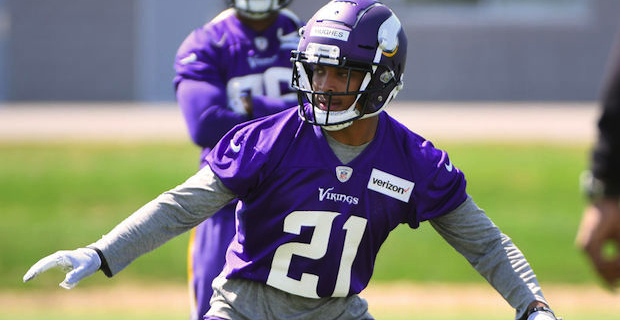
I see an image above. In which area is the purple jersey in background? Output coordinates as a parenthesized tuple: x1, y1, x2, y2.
(174, 8, 302, 320)
(206, 107, 467, 298)
(174, 8, 302, 166)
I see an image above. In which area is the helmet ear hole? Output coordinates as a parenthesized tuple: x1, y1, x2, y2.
(363, 65, 396, 113)
(379, 70, 394, 84)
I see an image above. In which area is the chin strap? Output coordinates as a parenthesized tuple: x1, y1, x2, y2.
(322, 121, 354, 131)
(312, 100, 360, 131)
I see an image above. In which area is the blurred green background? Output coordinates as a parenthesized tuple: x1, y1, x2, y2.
(1, 140, 594, 289)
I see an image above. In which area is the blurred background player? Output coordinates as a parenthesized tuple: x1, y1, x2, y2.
(576, 30, 620, 288)
(173, 1, 302, 318)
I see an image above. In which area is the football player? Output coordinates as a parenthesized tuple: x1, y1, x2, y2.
(174, 0, 301, 319)
(24, 1, 560, 319)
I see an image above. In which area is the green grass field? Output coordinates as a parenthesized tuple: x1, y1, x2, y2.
(0, 140, 610, 319)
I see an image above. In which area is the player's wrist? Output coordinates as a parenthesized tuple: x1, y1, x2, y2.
(86, 246, 113, 277)
(526, 306, 561, 320)
(580, 170, 620, 203)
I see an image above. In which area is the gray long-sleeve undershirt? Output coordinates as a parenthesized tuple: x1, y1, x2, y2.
(91, 134, 546, 320)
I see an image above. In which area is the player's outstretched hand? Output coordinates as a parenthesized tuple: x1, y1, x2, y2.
(576, 197, 620, 288)
(23, 247, 101, 289)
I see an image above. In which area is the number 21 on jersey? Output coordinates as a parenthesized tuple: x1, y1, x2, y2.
(266, 211, 367, 298)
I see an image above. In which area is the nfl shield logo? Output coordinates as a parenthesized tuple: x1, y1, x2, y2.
(254, 36, 268, 52)
(335, 166, 353, 183)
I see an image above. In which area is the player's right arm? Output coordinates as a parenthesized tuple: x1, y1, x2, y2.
(23, 165, 237, 289)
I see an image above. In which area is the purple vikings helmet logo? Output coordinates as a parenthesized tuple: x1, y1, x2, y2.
(291, 0, 407, 130)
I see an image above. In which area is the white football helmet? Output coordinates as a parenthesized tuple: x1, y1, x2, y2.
(227, 0, 293, 19)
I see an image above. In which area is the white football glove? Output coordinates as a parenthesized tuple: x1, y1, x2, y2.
(23, 247, 101, 289)
(229, 95, 249, 115)
(228, 81, 252, 115)
(527, 310, 561, 320)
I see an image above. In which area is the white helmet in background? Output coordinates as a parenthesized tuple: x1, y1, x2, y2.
(227, 0, 293, 19)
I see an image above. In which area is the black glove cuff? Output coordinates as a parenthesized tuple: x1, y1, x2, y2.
(86, 246, 113, 278)
(526, 306, 557, 319)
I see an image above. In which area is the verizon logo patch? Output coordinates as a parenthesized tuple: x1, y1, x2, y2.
(367, 169, 414, 203)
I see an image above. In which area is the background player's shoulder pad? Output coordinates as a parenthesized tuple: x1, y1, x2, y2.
(210, 8, 235, 25)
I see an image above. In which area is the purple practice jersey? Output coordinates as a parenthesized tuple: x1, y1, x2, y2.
(174, 8, 302, 165)
(205, 107, 468, 299)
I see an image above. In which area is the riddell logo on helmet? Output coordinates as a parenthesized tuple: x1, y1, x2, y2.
(310, 27, 350, 41)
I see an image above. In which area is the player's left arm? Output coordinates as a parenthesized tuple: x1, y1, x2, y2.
(429, 197, 560, 320)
